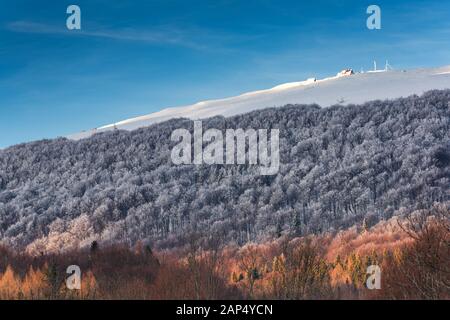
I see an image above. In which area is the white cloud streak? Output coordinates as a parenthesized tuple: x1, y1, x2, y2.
(6, 21, 212, 50)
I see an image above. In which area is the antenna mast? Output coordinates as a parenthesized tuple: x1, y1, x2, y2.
(385, 60, 393, 71)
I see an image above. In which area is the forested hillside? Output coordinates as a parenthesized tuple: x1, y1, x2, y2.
(0, 90, 449, 253)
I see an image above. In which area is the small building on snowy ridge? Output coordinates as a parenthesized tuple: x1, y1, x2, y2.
(337, 69, 354, 77)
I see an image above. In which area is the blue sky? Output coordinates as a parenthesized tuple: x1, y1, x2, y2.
(1, 0, 450, 148)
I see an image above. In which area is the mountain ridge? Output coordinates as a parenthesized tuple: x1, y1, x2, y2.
(68, 65, 450, 140)
(1, 90, 448, 251)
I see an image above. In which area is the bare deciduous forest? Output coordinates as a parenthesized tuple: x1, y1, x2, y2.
(0, 205, 448, 300)
(0, 91, 449, 252)
(0, 91, 449, 300)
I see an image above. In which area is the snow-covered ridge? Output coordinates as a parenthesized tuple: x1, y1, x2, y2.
(68, 65, 450, 140)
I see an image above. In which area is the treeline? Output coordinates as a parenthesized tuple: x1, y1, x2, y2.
(0, 206, 448, 300)
(0, 90, 449, 251)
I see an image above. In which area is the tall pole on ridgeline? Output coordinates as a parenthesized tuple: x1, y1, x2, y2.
(385, 60, 392, 71)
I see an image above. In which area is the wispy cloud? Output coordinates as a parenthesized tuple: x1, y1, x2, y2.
(5, 21, 219, 50)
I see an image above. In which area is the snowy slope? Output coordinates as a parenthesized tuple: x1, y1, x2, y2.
(69, 65, 450, 140)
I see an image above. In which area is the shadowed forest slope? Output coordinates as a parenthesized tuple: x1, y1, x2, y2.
(0, 90, 449, 252)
